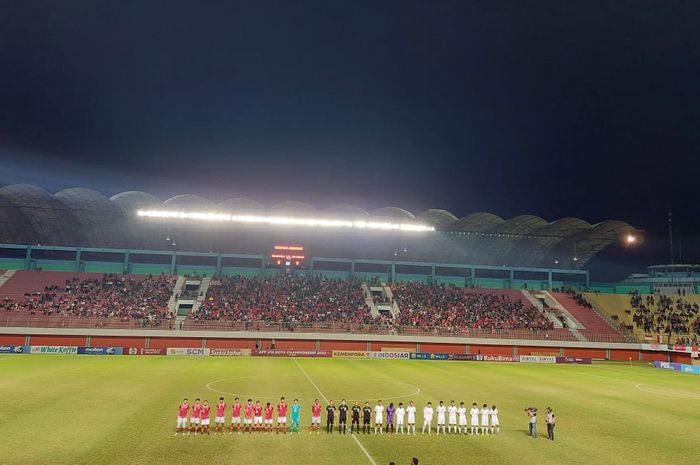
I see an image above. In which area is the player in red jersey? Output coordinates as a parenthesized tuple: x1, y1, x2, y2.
(175, 398, 189, 435)
(201, 400, 211, 435)
(190, 398, 202, 435)
(276, 397, 288, 434)
(230, 397, 242, 434)
(253, 401, 263, 433)
(214, 397, 226, 435)
(310, 399, 322, 434)
(244, 399, 254, 434)
(264, 402, 274, 433)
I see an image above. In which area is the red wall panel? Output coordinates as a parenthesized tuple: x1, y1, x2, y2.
(516, 346, 560, 356)
(90, 336, 146, 348)
(420, 343, 465, 354)
(148, 337, 202, 349)
(670, 353, 691, 364)
(0, 334, 25, 345)
(29, 335, 87, 346)
(206, 338, 258, 349)
(563, 348, 606, 359)
(470, 345, 513, 356)
(370, 341, 416, 351)
(609, 350, 639, 361)
(274, 339, 316, 350)
(319, 340, 366, 351)
(641, 351, 666, 362)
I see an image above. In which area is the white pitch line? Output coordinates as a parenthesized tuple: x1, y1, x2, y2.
(292, 358, 378, 465)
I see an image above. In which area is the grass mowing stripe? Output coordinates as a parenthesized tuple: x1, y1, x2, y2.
(292, 358, 378, 465)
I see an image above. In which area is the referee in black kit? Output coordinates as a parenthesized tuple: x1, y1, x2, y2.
(351, 401, 361, 433)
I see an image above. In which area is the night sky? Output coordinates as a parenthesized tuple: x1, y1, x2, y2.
(1, 1, 699, 269)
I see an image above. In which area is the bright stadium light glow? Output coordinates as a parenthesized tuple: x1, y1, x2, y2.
(136, 210, 435, 232)
(626, 234, 637, 244)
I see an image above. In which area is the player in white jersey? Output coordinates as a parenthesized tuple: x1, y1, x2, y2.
(374, 400, 385, 435)
(490, 405, 500, 434)
(436, 401, 447, 435)
(422, 402, 434, 435)
(480, 404, 491, 435)
(457, 402, 468, 434)
(447, 401, 458, 434)
(406, 401, 417, 435)
(395, 402, 406, 434)
(470, 403, 480, 435)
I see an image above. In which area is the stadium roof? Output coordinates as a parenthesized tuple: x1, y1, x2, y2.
(0, 184, 637, 268)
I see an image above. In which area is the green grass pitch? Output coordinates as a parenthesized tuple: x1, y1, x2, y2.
(1, 355, 698, 465)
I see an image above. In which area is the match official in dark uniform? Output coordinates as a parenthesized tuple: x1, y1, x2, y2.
(326, 400, 336, 434)
(338, 399, 349, 434)
(351, 401, 361, 433)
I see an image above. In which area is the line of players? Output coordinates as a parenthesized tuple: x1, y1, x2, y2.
(176, 397, 500, 436)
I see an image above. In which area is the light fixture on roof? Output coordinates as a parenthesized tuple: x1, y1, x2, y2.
(137, 210, 435, 232)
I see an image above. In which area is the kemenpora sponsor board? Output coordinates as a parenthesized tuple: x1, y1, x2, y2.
(653, 361, 700, 375)
(333, 350, 370, 358)
(252, 349, 331, 357)
(0, 345, 29, 354)
(125, 347, 165, 355)
(519, 355, 557, 364)
(77, 346, 123, 355)
(30, 346, 79, 355)
(209, 348, 251, 357)
(555, 356, 592, 364)
(167, 348, 210, 356)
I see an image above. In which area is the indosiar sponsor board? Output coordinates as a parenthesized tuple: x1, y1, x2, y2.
(167, 348, 211, 356)
(77, 346, 123, 355)
(30, 346, 79, 355)
(369, 351, 411, 360)
(0, 345, 30, 354)
(519, 355, 557, 364)
(209, 348, 251, 357)
(332, 350, 370, 358)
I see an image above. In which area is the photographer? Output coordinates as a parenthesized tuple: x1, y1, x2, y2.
(546, 407, 555, 441)
(525, 407, 538, 438)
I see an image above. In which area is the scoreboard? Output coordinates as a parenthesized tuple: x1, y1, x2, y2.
(270, 244, 306, 268)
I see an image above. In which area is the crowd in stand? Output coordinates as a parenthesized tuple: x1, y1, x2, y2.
(0, 274, 175, 326)
(191, 275, 374, 325)
(390, 283, 553, 331)
(563, 289, 593, 309)
(630, 291, 700, 341)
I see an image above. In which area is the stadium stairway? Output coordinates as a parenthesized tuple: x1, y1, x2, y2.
(383, 285, 401, 318)
(521, 290, 564, 328)
(361, 283, 381, 317)
(191, 276, 211, 314)
(0, 270, 16, 290)
(167, 276, 187, 314)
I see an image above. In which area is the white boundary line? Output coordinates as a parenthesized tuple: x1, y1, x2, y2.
(293, 358, 378, 465)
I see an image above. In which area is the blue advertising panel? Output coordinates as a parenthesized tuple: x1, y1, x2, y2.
(77, 347, 123, 355)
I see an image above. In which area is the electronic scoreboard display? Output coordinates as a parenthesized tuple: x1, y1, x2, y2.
(270, 244, 306, 268)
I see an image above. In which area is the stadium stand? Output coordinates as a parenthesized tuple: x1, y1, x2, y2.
(0, 271, 175, 328)
(550, 291, 629, 342)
